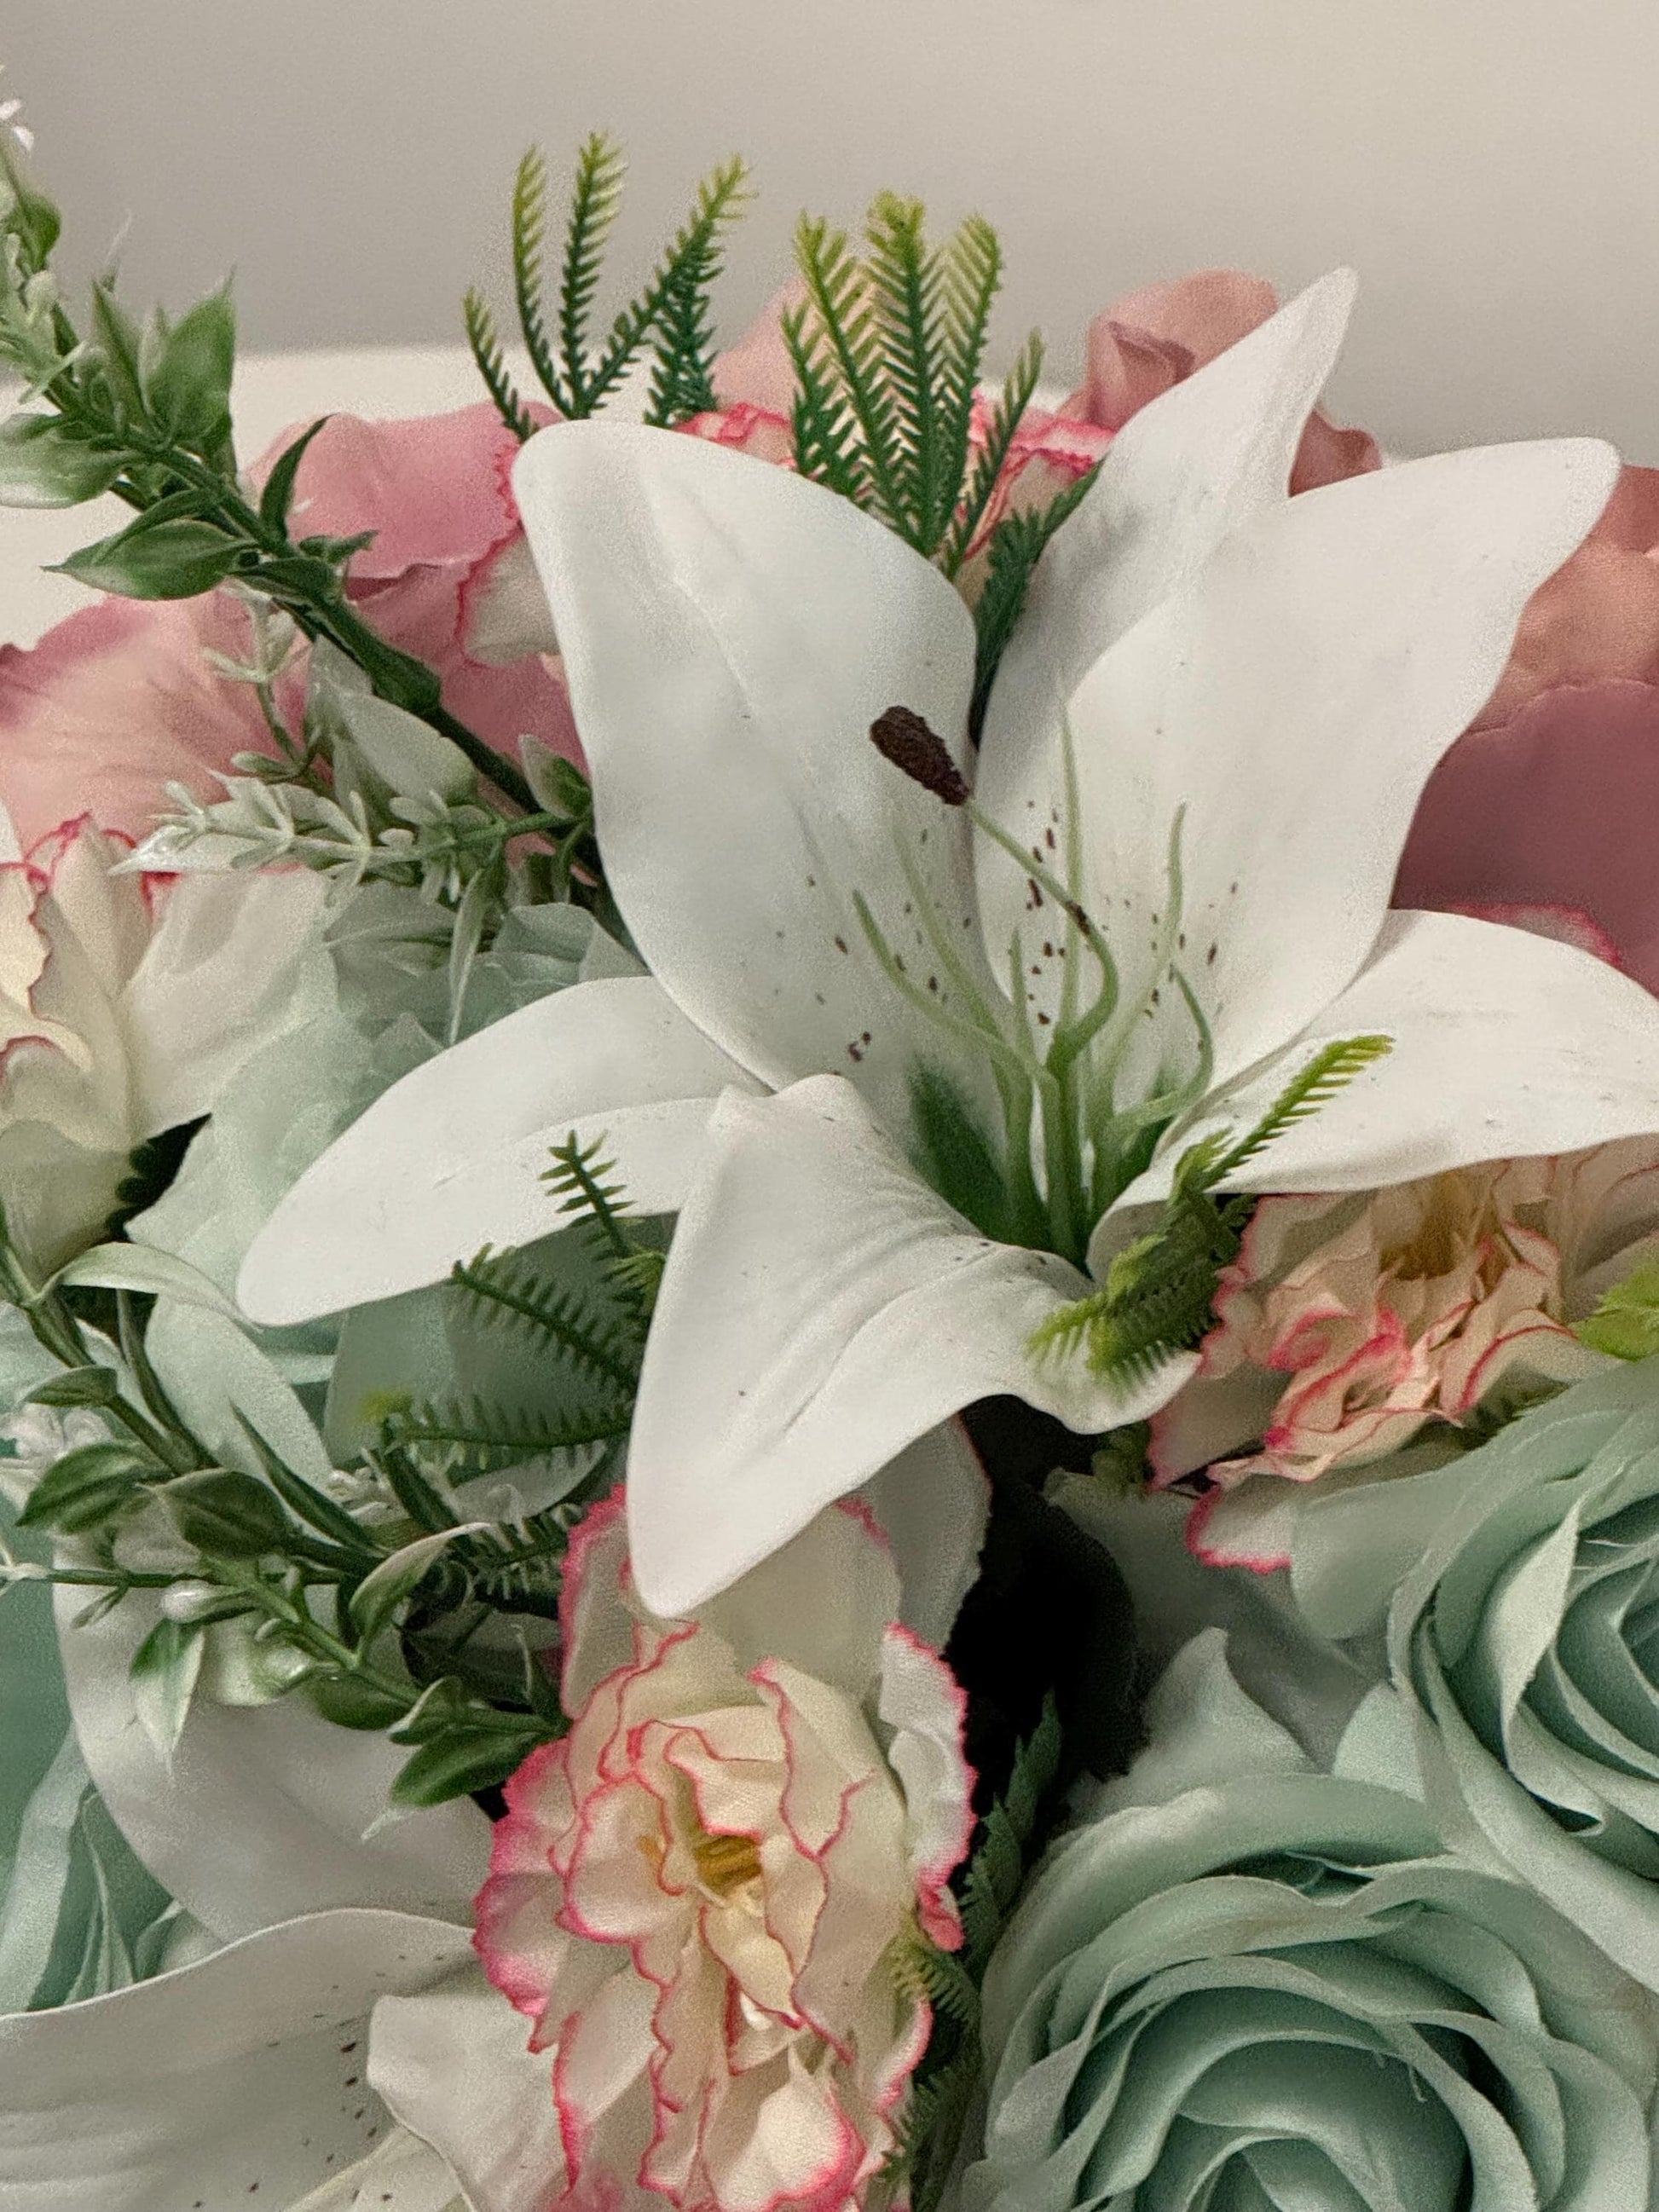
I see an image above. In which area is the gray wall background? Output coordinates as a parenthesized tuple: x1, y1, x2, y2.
(9, 0, 1659, 459)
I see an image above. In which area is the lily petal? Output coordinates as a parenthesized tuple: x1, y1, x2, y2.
(237, 976, 760, 1325)
(512, 421, 991, 1139)
(369, 1969, 567, 2212)
(1105, 910, 1659, 1235)
(0, 1908, 473, 2210)
(974, 270, 1358, 976)
(57, 1584, 488, 1940)
(1064, 437, 1620, 1091)
(627, 1075, 1190, 1617)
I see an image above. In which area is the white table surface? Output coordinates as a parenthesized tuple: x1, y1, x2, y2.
(3, 347, 494, 651)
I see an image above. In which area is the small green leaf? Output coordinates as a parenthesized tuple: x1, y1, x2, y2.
(389, 1717, 550, 1808)
(1574, 1260, 1659, 1360)
(130, 1616, 205, 1764)
(49, 1242, 246, 1319)
(160, 1468, 289, 1558)
(89, 280, 146, 416)
(17, 1442, 153, 1533)
(25, 1365, 122, 1408)
(349, 1524, 491, 1650)
(233, 1412, 377, 1554)
(142, 286, 235, 454)
(0, 414, 124, 508)
(306, 1672, 413, 1732)
(56, 516, 241, 601)
(519, 735, 592, 820)
(257, 415, 330, 529)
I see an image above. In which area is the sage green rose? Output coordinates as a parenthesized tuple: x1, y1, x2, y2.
(968, 1632, 1658, 2212)
(1290, 1358, 1659, 1992)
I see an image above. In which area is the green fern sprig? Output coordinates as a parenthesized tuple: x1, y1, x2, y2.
(940, 327, 1042, 580)
(462, 287, 535, 442)
(381, 1393, 633, 1473)
(543, 1132, 662, 1325)
(936, 215, 1003, 523)
(967, 462, 1101, 741)
(959, 1693, 1063, 1972)
(469, 136, 750, 435)
(1032, 1034, 1394, 1388)
(553, 134, 627, 416)
(450, 1243, 643, 1395)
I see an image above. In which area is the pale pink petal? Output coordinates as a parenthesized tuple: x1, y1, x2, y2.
(712, 283, 809, 417)
(1186, 1476, 1298, 1574)
(1396, 679, 1659, 995)
(0, 598, 273, 850)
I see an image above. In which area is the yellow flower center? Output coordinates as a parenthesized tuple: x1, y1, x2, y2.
(693, 1828, 763, 1895)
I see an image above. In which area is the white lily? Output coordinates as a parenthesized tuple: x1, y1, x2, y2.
(239, 274, 1659, 1619)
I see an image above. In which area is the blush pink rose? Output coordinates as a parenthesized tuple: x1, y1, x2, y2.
(1153, 1141, 1659, 1571)
(473, 1489, 973, 2212)
(0, 401, 580, 852)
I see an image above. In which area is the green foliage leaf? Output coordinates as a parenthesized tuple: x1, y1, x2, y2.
(26, 1365, 121, 1409)
(462, 288, 535, 442)
(968, 459, 1100, 739)
(449, 1243, 642, 1396)
(908, 1062, 1013, 1242)
(18, 1442, 153, 1534)
(348, 1524, 489, 1650)
(306, 1672, 413, 1732)
(389, 1713, 551, 1808)
(141, 286, 235, 458)
(332, 690, 477, 805)
(160, 1468, 289, 1558)
(0, 413, 124, 507)
(234, 1412, 377, 1554)
(129, 1616, 205, 1764)
(959, 1693, 1062, 1972)
(257, 414, 330, 529)
(1575, 1260, 1659, 1360)
(55, 513, 240, 600)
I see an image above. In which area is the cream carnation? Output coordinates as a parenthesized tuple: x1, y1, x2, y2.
(472, 1491, 974, 2212)
(1153, 1141, 1659, 1567)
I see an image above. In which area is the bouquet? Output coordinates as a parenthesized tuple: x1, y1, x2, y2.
(5, 80, 1659, 2210)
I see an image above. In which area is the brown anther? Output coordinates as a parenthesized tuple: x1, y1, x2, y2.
(869, 707, 969, 805)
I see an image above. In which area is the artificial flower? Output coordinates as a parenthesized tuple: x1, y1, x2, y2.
(1063, 263, 1381, 490)
(1289, 1359, 1659, 1995)
(241, 274, 1659, 1624)
(0, 401, 579, 853)
(472, 1487, 974, 2212)
(0, 816, 330, 1271)
(1152, 1138, 1659, 1564)
(969, 1630, 1659, 2212)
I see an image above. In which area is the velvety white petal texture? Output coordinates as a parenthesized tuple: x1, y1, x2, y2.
(1101, 911, 1659, 1254)
(368, 1971, 566, 2212)
(125, 868, 333, 1136)
(237, 975, 759, 1324)
(286, 2128, 467, 2212)
(974, 271, 1357, 979)
(57, 1585, 488, 1940)
(513, 420, 993, 1137)
(1059, 436, 1620, 1088)
(857, 1419, 990, 1653)
(0, 1909, 473, 2210)
(627, 1075, 1192, 1616)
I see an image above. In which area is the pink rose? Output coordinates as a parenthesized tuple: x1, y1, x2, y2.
(1063, 268, 1381, 492)
(473, 1490, 973, 2212)
(1153, 1141, 1659, 1570)
(0, 402, 579, 852)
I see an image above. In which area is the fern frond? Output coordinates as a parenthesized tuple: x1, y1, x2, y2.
(583, 153, 751, 417)
(385, 1393, 633, 1471)
(887, 1932, 980, 2028)
(783, 303, 865, 501)
(937, 214, 1003, 517)
(794, 213, 910, 537)
(449, 1244, 642, 1395)
(864, 193, 945, 543)
(554, 133, 628, 415)
(941, 326, 1043, 580)
(644, 263, 720, 426)
(462, 287, 535, 442)
(968, 458, 1101, 738)
(1215, 1034, 1394, 1178)
(959, 1694, 1062, 1971)
(543, 1133, 636, 1265)
(512, 146, 566, 414)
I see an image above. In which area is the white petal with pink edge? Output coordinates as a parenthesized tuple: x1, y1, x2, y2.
(626, 1074, 1192, 1618)
(236, 973, 761, 1325)
(879, 1623, 974, 1949)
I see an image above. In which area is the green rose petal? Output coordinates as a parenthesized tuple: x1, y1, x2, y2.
(972, 1633, 1658, 2212)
